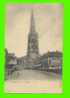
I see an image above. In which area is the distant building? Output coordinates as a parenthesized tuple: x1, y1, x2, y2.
(5, 48, 8, 67)
(47, 51, 62, 69)
(5, 49, 17, 79)
(39, 51, 62, 73)
(8, 53, 17, 65)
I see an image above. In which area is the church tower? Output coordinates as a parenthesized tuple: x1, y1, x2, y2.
(27, 10, 39, 68)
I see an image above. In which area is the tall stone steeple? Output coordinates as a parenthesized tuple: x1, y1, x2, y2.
(27, 10, 39, 67)
(30, 10, 36, 33)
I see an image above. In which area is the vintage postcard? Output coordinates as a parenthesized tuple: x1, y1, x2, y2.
(5, 4, 63, 93)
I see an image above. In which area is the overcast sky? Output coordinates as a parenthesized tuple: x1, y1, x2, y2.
(5, 4, 63, 57)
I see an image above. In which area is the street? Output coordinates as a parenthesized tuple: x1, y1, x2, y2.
(5, 69, 62, 93)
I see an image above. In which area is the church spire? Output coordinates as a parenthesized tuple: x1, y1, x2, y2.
(27, 9, 39, 58)
(26, 9, 39, 68)
(30, 9, 36, 33)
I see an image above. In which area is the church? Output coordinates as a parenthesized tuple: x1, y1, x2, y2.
(23, 10, 40, 69)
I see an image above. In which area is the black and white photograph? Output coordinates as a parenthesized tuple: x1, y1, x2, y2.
(5, 4, 63, 93)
